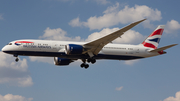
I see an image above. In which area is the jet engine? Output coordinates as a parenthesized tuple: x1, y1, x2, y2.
(54, 57, 72, 66)
(65, 44, 83, 55)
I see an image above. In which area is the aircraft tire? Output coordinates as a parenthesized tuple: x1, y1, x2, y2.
(87, 59, 91, 63)
(15, 58, 19, 62)
(84, 64, 89, 69)
(81, 63, 85, 68)
(91, 59, 96, 64)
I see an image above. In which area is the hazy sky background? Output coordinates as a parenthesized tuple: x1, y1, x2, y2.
(0, 0, 180, 101)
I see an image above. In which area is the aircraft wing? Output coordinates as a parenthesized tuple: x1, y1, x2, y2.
(84, 19, 146, 55)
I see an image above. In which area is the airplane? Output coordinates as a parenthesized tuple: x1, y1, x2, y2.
(1, 19, 177, 69)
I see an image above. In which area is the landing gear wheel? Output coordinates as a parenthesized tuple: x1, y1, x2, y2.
(87, 59, 91, 63)
(13, 54, 19, 62)
(91, 59, 96, 64)
(81, 63, 85, 68)
(84, 64, 89, 69)
(80, 63, 89, 69)
(87, 58, 96, 64)
(15, 58, 19, 62)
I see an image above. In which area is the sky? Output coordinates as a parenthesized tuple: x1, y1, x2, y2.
(0, 0, 180, 101)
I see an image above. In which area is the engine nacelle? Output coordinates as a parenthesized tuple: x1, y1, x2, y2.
(54, 57, 72, 66)
(65, 44, 83, 55)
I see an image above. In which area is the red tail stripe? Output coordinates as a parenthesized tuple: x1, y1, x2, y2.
(142, 42, 157, 49)
(149, 29, 164, 37)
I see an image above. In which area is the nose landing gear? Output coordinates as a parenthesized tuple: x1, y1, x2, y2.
(13, 54, 19, 62)
(15, 58, 19, 62)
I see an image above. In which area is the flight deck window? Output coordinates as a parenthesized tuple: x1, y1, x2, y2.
(8, 43, 12, 45)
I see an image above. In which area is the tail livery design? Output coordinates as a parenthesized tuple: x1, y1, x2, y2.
(142, 25, 165, 49)
(142, 25, 177, 54)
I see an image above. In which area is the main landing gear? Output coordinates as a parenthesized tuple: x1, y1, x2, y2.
(13, 54, 19, 62)
(80, 63, 89, 69)
(87, 58, 96, 64)
(80, 58, 96, 69)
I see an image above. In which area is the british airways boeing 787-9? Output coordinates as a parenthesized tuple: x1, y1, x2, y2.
(1, 19, 177, 69)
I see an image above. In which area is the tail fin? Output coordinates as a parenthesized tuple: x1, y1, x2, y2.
(142, 25, 165, 49)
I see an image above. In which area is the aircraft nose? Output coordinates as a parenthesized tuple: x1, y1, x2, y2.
(1, 46, 6, 52)
(1, 46, 8, 53)
(1, 45, 15, 54)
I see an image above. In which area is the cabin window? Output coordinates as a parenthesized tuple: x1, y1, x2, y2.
(60, 45, 65, 46)
(128, 48, 133, 50)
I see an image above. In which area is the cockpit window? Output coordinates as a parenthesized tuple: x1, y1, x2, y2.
(8, 43, 12, 45)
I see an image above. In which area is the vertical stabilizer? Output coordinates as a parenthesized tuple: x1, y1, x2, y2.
(142, 25, 165, 49)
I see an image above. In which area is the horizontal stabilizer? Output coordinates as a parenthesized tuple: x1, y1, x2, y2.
(150, 44, 178, 52)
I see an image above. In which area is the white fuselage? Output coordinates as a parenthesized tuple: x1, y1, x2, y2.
(2, 39, 160, 60)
